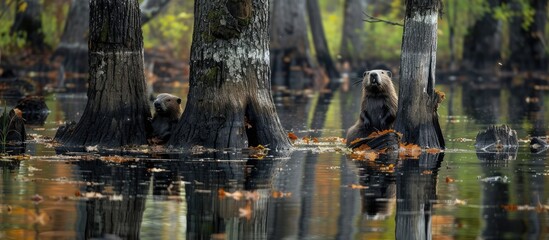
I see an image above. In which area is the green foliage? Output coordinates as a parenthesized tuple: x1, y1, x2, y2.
(142, 1, 193, 58)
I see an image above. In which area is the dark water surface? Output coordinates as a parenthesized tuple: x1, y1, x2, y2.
(2, 78, 549, 240)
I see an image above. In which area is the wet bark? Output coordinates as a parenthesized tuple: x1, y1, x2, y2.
(340, 0, 367, 69)
(462, 0, 502, 71)
(307, 0, 340, 80)
(10, 0, 47, 53)
(55, 0, 151, 147)
(508, 0, 548, 72)
(168, 0, 291, 150)
(394, 0, 445, 148)
(52, 0, 171, 73)
(269, 0, 313, 88)
(51, 0, 90, 73)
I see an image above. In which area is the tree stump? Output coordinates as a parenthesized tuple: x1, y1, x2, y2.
(475, 125, 518, 151)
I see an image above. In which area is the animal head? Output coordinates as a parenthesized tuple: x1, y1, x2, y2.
(362, 69, 394, 94)
(153, 93, 182, 116)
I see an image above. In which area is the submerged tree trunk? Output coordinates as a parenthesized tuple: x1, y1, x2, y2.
(394, 0, 445, 148)
(462, 0, 502, 71)
(340, 0, 367, 69)
(508, 0, 548, 72)
(51, 0, 90, 73)
(10, 0, 47, 53)
(52, 0, 171, 73)
(306, 0, 340, 80)
(55, 0, 151, 147)
(270, 0, 313, 89)
(168, 0, 291, 150)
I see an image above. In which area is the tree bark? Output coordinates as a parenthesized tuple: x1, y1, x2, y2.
(10, 0, 47, 53)
(462, 0, 502, 71)
(168, 0, 291, 150)
(52, 0, 171, 73)
(51, 0, 90, 73)
(269, 0, 313, 89)
(340, 0, 367, 69)
(307, 0, 340, 80)
(55, 0, 151, 147)
(508, 0, 548, 72)
(394, 0, 444, 148)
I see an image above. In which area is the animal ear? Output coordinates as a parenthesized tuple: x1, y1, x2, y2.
(177, 98, 182, 104)
(386, 71, 392, 78)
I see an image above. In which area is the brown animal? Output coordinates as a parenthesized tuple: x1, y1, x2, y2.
(151, 93, 182, 144)
(346, 69, 397, 145)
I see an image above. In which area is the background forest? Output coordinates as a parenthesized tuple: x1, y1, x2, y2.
(0, 0, 547, 73)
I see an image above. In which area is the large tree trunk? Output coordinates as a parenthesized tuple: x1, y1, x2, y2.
(394, 0, 445, 148)
(55, 0, 151, 147)
(52, 0, 171, 74)
(307, 0, 340, 80)
(51, 0, 90, 73)
(340, 0, 367, 70)
(508, 0, 548, 72)
(168, 0, 291, 150)
(10, 0, 47, 53)
(461, 0, 502, 71)
(269, 0, 313, 89)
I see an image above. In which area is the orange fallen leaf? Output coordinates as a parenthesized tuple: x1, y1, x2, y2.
(302, 137, 310, 144)
(312, 137, 319, 143)
(218, 189, 227, 199)
(272, 191, 292, 199)
(502, 204, 518, 211)
(288, 132, 298, 142)
(239, 201, 253, 220)
(425, 148, 442, 154)
(422, 170, 433, 175)
(445, 176, 455, 183)
(348, 184, 368, 189)
(399, 143, 422, 159)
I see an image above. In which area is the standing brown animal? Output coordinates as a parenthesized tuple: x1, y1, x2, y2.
(346, 70, 397, 145)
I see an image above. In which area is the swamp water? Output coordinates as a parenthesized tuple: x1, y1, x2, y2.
(1, 79, 549, 239)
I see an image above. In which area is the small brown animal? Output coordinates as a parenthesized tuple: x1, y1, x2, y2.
(151, 93, 183, 144)
(346, 69, 397, 145)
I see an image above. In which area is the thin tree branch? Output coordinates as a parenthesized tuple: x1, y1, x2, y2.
(362, 12, 403, 27)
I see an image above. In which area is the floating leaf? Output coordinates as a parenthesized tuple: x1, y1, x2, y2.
(271, 191, 292, 199)
(239, 201, 253, 220)
(288, 132, 298, 142)
(348, 184, 368, 189)
(399, 143, 422, 159)
(445, 176, 455, 183)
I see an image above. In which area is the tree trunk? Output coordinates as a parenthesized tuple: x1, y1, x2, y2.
(269, 0, 313, 89)
(307, 0, 340, 80)
(461, 0, 502, 71)
(10, 0, 47, 53)
(508, 0, 548, 72)
(394, 0, 445, 148)
(340, 0, 367, 70)
(168, 0, 291, 150)
(55, 0, 151, 147)
(51, 0, 90, 73)
(52, 0, 171, 73)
